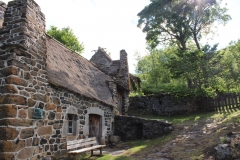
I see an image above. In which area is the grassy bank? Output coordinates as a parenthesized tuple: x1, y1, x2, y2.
(77, 109, 240, 160)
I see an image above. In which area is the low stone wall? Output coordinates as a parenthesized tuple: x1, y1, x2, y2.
(114, 116, 173, 140)
(129, 94, 197, 116)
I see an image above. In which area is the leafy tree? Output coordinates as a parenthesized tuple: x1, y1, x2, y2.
(219, 40, 240, 92)
(137, 0, 231, 50)
(136, 0, 231, 95)
(135, 48, 173, 89)
(47, 26, 84, 54)
(167, 44, 221, 89)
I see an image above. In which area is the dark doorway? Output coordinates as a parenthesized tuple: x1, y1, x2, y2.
(135, 123, 143, 139)
(89, 114, 101, 144)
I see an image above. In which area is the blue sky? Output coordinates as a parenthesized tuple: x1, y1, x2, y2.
(3, 0, 240, 73)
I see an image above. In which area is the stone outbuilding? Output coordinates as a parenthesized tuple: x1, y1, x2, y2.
(0, 0, 130, 159)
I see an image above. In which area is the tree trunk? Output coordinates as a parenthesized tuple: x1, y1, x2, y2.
(193, 33, 201, 50)
(187, 78, 193, 89)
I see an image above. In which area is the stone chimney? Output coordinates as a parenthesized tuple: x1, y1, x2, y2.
(119, 50, 129, 115)
(119, 50, 129, 89)
(0, 0, 46, 56)
(0, 1, 6, 29)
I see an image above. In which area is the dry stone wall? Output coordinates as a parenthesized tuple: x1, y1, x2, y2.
(129, 94, 196, 116)
(114, 116, 173, 140)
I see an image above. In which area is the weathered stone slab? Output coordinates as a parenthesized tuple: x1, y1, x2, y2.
(0, 140, 25, 152)
(0, 127, 19, 140)
(0, 53, 16, 60)
(28, 98, 36, 107)
(5, 75, 28, 87)
(16, 147, 34, 159)
(45, 103, 56, 110)
(37, 126, 52, 136)
(0, 104, 17, 118)
(57, 106, 62, 112)
(7, 59, 30, 71)
(0, 118, 33, 127)
(48, 112, 55, 120)
(52, 97, 60, 105)
(0, 153, 15, 160)
(0, 95, 27, 105)
(32, 94, 47, 102)
(0, 66, 19, 76)
(20, 90, 30, 97)
(20, 128, 34, 139)
(0, 85, 18, 94)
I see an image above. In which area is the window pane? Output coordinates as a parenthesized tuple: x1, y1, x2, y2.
(69, 121, 72, 126)
(69, 128, 72, 133)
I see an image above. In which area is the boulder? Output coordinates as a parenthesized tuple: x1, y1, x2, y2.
(214, 144, 233, 160)
(110, 135, 121, 143)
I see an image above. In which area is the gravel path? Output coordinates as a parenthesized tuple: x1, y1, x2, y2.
(104, 118, 240, 160)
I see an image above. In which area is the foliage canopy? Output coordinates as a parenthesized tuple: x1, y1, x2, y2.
(47, 26, 84, 54)
(137, 0, 231, 50)
(134, 0, 234, 98)
(135, 41, 240, 97)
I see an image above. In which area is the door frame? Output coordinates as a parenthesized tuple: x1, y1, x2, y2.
(89, 114, 102, 143)
(83, 107, 107, 145)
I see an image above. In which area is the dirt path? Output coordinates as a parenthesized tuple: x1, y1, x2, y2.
(104, 118, 240, 160)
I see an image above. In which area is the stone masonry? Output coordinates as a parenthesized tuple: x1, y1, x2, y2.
(0, 2, 6, 28)
(90, 48, 130, 115)
(0, 0, 127, 159)
(0, 0, 175, 159)
(114, 116, 173, 140)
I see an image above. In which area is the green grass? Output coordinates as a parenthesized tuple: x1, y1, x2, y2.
(97, 154, 131, 160)
(78, 135, 172, 160)
(129, 108, 240, 125)
(77, 109, 240, 160)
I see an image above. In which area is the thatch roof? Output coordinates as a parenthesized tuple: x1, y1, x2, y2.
(46, 36, 115, 107)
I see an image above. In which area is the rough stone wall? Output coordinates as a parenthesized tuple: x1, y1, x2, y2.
(114, 116, 173, 140)
(49, 86, 115, 141)
(0, 0, 115, 159)
(129, 95, 196, 116)
(90, 48, 111, 74)
(117, 50, 129, 89)
(108, 81, 118, 113)
(0, 0, 49, 159)
(122, 90, 129, 115)
(0, 1, 6, 29)
(108, 81, 129, 115)
(0, 0, 46, 53)
(117, 50, 129, 115)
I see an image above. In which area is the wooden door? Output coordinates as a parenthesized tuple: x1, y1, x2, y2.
(117, 91, 122, 115)
(89, 114, 101, 144)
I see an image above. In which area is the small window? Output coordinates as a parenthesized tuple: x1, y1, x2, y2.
(68, 114, 73, 134)
(67, 114, 77, 135)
